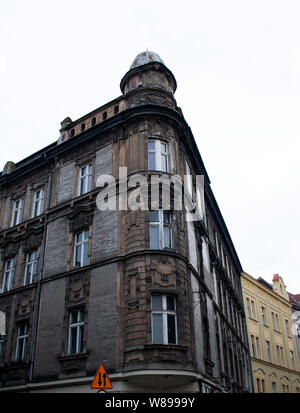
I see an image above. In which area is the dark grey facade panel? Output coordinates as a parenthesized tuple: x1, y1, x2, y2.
(33, 278, 66, 380)
(86, 263, 117, 375)
(44, 217, 69, 277)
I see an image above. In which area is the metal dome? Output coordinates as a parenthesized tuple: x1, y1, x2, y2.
(130, 51, 165, 70)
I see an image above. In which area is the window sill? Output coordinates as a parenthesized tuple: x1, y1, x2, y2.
(57, 351, 89, 361)
(145, 344, 187, 351)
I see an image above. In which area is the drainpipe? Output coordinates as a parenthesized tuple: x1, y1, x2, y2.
(28, 153, 54, 383)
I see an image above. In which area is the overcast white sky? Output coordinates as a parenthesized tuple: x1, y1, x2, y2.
(1, 0, 299, 293)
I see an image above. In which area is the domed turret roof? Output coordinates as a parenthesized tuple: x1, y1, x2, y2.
(130, 51, 165, 69)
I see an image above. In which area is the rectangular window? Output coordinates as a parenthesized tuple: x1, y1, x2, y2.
(261, 379, 265, 393)
(272, 312, 276, 329)
(246, 298, 251, 318)
(11, 199, 23, 226)
(276, 345, 280, 364)
(150, 210, 173, 250)
(68, 309, 84, 355)
(251, 300, 256, 319)
(290, 350, 295, 369)
(275, 314, 279, 331)
(32, 188, 44, 217)
(272, 382, 277, 393)
(15, 322, 28, 362)
(148, 140, 169, 173)
(151, 295, 177, 345)
(261, 306, 267, 325)
(280, 346, 284, 366)
(251, 335, 256, 357)
(214, 231, 219, 255)
(256, 337, 261, 359)
(285, 320, 290, 336)
(78, 164, 92, 196)
(2, 258, 15, 293)
(256, 378, 261, 393)
(24, 250, 38, 285)
(266, 341, 271, 362)
(74, 230, 89, 267)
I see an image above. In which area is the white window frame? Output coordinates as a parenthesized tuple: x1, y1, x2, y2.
(2, 258, 15, 293)
(15, 322, 28, 362)
(148, 140, 169, 172)
(32, 188, 44, 217)
(11, 199, 23, 226)
(68, 309, 84, 355)
(73, 230, 89, 267)
(149, 210, 173, 250)
(151, 295, 177, 345)
(78, 164, 92, 196)
(24, 250, 38, 285)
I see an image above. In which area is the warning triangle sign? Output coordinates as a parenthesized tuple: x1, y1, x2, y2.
(91, 364, 113, 390)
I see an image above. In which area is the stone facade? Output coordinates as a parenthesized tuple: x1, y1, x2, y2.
(0, 51, 252, 392)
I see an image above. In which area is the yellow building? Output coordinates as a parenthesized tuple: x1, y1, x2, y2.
(241, 272, 300, 393)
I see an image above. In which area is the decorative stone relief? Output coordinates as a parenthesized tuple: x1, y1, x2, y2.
(68, 206, 94, 233)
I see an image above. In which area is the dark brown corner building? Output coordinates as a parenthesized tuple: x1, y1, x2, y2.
(0, 51, 253, 393)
